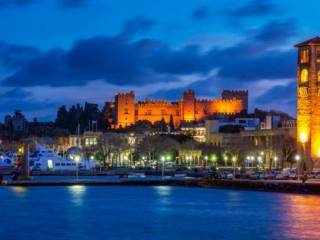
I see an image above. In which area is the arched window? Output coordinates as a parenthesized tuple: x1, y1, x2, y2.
(301, 69, 308, 83)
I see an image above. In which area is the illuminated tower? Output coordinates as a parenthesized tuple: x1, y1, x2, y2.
(114, 91, 135, 128)
(182, 90, 196, 121)
(295, 37, 320, 169)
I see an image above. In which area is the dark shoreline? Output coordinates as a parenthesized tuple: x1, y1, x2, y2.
(3, 178, 320, 195)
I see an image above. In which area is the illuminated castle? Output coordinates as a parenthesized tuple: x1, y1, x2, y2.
(295, 37, 320, 169)
(107, 90, 248, 128)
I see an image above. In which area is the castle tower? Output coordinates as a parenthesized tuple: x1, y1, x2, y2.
(182, 90, 196, 121)
(221, 90, 248, 111)
(295, 37, 320, 169)
(114, 91, 135, 128)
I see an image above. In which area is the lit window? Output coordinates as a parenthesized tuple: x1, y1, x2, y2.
(301, 49, 309, 63)
(318, 71, 320, 82)
(301, 69, 308, 83)
(317, 49, 320, 63)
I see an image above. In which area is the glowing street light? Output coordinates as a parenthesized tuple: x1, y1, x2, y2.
(161, 156, 165, 180)
(232, 156, 237, 178)
(274, 156, 278, 169)
(211, 154, 218, 168)
(204, 155, 208, 168)
(224, 155, 228, 167)
(74, 155, 81, 181)
(300, 132, 307, 144)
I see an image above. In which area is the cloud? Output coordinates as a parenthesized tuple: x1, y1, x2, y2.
(0, 88, 32, 99)
(191, 6, 210, 20)
(0, 41, 41, 69)
(1, 18, 298, 107)
(224, 0, 279, 18)
(122, 16, 157, 37)
(255, 81, 296, 104)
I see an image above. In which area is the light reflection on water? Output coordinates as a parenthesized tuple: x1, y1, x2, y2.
(9, 186, 28, 197)
(68, 185, 87, 206)
(281, 195, 320, 240)
(1, 186, 320, 240)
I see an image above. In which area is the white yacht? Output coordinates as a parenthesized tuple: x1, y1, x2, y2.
(29, 144, 96, 172)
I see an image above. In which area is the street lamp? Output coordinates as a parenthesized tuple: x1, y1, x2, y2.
(232, 156, 237, 178)
(300, 132, 307, 181)
(274, 156, 278, 169)
(204, 155, 208, 169)
(295, 154, 301, 181)
(161, 156, 165, 180)
(224, 155, 228, 167)
(74, 155, 81, 181)
(211, 154, 217, 168)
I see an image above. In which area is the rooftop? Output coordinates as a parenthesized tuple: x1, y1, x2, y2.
(295, 36, 320, 47)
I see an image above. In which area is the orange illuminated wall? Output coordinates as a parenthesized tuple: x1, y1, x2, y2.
(112, 89, 247, 128)
(114, 91, 135, 128)
(182, 90, 196, 121)
(295, 37, 320, 163)
(135, 100, 181, 127)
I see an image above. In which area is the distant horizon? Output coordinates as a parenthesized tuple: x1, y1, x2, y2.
(1, 0, 313, 121)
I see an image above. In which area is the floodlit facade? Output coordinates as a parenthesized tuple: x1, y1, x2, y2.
(108, 90, 248, 128)
(295, 37, 320, 168)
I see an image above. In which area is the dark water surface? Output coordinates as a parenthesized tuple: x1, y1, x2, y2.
(0, 186, 320, 240)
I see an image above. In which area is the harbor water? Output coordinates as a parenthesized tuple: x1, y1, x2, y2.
(0, 186, 320, 240)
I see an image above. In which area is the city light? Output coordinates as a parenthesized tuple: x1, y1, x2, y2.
(295, 154, 301, 161)
(300, 132, 307, 143)
(211, 154, 217, 162)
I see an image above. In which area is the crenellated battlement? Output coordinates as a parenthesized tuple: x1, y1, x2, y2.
(115, 91, 135, 98)
(137, 99, 170, 107)
(112, 89, 248, 128)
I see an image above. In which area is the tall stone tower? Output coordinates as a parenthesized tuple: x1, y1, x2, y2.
(114, 91, 135, 128)
(182, 90, 196, 122)
(295, 37, 320, 169)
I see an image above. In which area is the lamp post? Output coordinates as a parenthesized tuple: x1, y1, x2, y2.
(300, 133, 307, 179)
(161, 156, 165, 180)
(260, 151, 265, 169)
(232, 156, 237, 179)
(257, 156, 262, 169)
(204, 155, 208, 169)
(250, 156, 255, 168)
(224, 155, 228, 167)
(74, 155, 80, 181)
(211, 154, 217, 169)
(295, 154, 301, 181)
(274, 156, 278, 169)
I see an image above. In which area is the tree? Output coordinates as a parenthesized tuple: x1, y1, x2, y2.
(96, 133, 129, 168)
(281, 136, 296, 169)
(168, 115, 175, 132)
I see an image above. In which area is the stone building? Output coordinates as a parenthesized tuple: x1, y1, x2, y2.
(295, 37, 320, 169)
(108, 89, 248, 128)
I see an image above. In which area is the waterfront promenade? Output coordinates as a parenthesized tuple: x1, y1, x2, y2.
(4, 177, 320, 195)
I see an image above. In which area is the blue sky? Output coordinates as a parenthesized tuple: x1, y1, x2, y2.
(0, 0, 319, 121)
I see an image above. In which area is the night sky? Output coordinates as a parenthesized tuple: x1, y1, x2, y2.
(0, 0, 319, 121)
